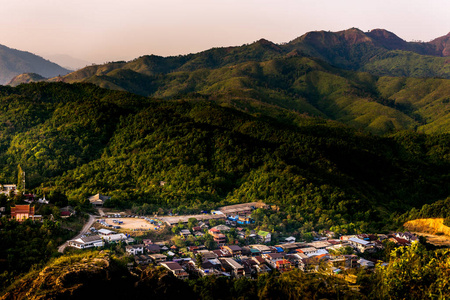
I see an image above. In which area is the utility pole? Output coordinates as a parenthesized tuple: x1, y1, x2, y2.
(22, 171, 25, 194)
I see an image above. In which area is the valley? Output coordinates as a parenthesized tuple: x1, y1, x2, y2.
(0, 27, 449, 299)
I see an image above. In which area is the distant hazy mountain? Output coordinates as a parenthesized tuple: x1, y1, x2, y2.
(0, 44, 70, 84)
(41, 53, 92, 70)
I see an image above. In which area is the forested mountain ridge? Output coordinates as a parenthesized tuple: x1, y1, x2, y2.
(51, 28, 450, 84)
(48, 55, 450, 134)
(0, 44, 70, 84)
(0, 83, 448, 234)
(31, 29, 450, 135)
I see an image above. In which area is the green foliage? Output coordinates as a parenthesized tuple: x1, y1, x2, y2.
(0, 218, 70, 289)
(56, 53, 450, 135)
(0, 83, 447, 237)
(377, 243, 450, 299)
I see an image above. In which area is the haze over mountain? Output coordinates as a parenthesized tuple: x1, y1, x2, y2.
(39, 53, 92, 71)
(0, 43, 70, 85)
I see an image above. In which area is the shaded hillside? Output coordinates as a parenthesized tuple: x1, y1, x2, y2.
(0, 44, 70, 84)
(1, 251, 360, 300)
(0, 83, 448, 233)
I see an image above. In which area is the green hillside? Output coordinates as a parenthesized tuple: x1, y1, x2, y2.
(54, 54, 450, 134)
(37, 29, 450, 136)
(0, 83, 448, 235)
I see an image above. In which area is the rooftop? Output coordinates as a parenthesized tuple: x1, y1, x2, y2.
(161, 261, 183, 271)
(217, 202, 266, 214)
(159, 213, 226, 225)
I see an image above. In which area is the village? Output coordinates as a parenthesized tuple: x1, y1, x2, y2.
(66, 197, 420, 283)
(2, 186, 422, 284)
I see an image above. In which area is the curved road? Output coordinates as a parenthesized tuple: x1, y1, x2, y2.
(58, 214, 96, 253)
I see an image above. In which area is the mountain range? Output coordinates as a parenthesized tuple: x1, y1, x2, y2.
(15, 28, 441, 135)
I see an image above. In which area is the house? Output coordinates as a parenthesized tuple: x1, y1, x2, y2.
(209, 229, 226, 245)
(276, 259, 293, 273)
(88, 193, 111, 207)
(61, 211, 71, 218)
(223, 245, 242, 256)
(307, 241, 332, 249)
(0, 184, 16, 195)
(328, 255, 359, 269)
(126, 244, 145, 255)
(296, 247, 318, 256)
(252, 256, 266, 265)
(146, 244, 161, 254)
(217, 202, 267, 216)
(211, 225, 231, 232)
(10, 204, 41, 222)
(278, 242, 305, 253)
(143, 239, 153, 245)
(389, 237, 410, 246)
(395, 232, 419, 243)
(262, 253, 285, 269)
(98, 228, 116, 236)
(348, 237, 375, 253)
(284, 236, 296, 243)
(221, 258, 245, 278)
(196, 250, 218, 261)
(236, 216, 253, 225)
(250, 244, 272, 254)
(37, 197, 49, 204)
(135, 255, 152, 265)
(323, 230, 336, 238)
(257, 231, 271, 243)
(179, 229, 192, 237)
(358, 258, 375, 268)
(340, 235, 356, 242)
(101, 233, 127, 243)
(252, 257, 271, 273)
(212, 249, 232, 258)
(149, 254, 167, 263)
(160, 262, 189, 280)
(60, 206, 75, 218)
(68, 235, 104, 249)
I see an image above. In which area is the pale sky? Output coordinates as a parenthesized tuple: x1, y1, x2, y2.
(0, 0, 449, 66)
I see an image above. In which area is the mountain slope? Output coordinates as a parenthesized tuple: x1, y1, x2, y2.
(0, 83, 448, 233)
(0, 44, 70, 84)
(52, 54, 450, 134)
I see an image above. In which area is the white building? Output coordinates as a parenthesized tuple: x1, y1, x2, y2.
(348, 237, 375, 253)
(102, 233, 127, 243)
(68, 235, 104, 249)
(126, 244, 145, 255)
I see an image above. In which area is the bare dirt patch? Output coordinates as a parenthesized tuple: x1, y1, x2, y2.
(404, 218, 450, 247)
(103, 218, 161, 231)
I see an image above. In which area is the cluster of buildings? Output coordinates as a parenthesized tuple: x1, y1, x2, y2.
(121, 230, 419, 281)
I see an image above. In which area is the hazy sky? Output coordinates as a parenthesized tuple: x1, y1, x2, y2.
(0, 0, 449, 65)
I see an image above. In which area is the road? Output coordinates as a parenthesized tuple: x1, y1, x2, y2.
(58, 214, 96, 253)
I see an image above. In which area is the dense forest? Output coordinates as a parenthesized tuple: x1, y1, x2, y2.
(0, 82, 447, 234)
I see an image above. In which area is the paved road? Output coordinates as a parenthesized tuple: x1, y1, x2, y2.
(58, 214, 96, 253)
